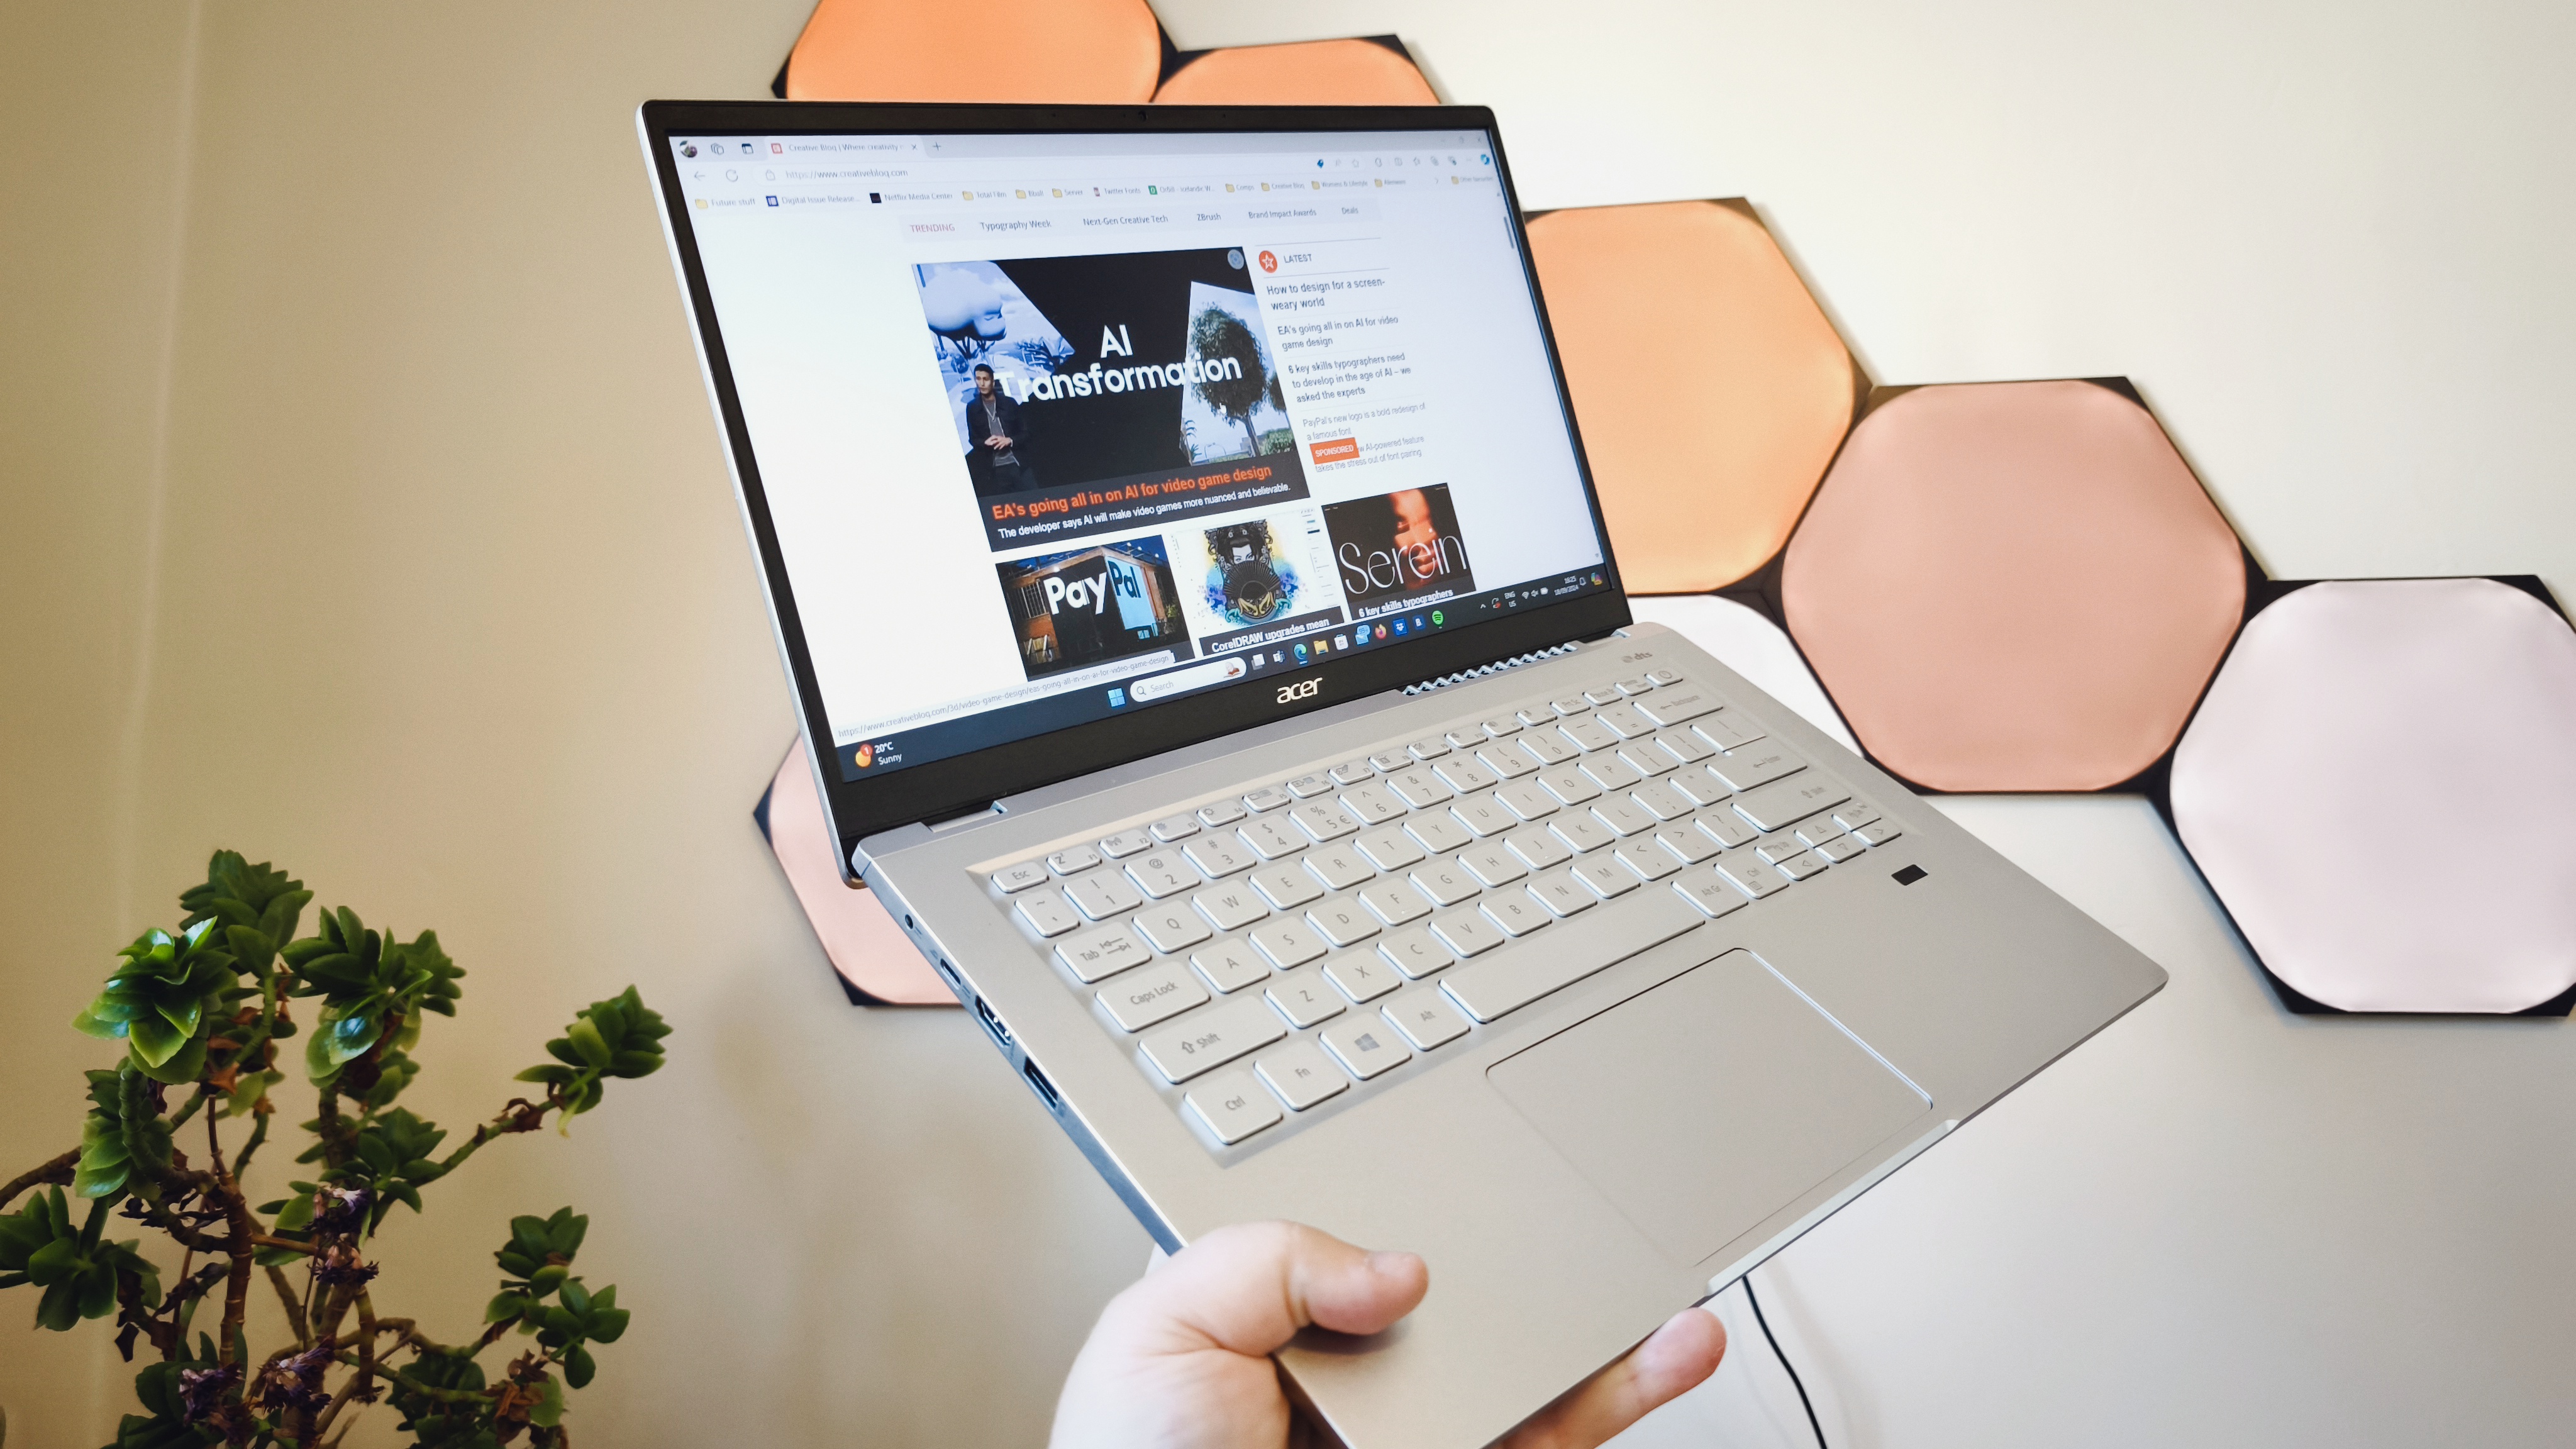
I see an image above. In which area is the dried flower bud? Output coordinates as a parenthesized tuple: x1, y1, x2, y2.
(178, 1362, 242, 1423)
(311, 1184, 374, 1235)
(255, 1345, 333, 1414)
(313, 1241, 380, 1287)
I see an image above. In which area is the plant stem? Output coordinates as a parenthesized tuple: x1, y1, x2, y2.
(206, 1106, 255, 1367)
(0, 1148, 79, 1211)
(430, 1081, 578, 1180)
(231, 1110, 270, 1179)
(167, 1090, 206, 1133)
(267, 1264, 312, 1347)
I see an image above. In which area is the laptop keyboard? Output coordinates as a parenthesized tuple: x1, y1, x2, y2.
(982, 667, 1904, 1152)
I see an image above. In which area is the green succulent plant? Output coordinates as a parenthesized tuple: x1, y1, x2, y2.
(3, 850, 672, 1449)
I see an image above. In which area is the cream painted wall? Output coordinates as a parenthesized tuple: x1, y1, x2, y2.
(6, 2, 2572, 1446)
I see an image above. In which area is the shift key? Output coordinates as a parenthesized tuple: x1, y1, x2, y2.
(1140, 996, 1288, 1083)
(1731, 774, 1852, 833)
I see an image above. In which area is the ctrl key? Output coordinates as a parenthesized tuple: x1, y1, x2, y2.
(1185, 1070, 1284, 1145)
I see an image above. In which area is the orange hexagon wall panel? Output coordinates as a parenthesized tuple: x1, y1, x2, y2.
(1527, 200, 1858, 595)
(1782, 379, 2246, 792)
(1154, 37, 1439, 104)
(784, 0, 1161, 103)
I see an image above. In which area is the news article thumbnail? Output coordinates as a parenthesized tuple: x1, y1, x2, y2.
(995, 535, 1191, 681)
(1323, 485, 1477, 619)
(1167, 503, 1350, 658)
(914, 248, 1311, 549)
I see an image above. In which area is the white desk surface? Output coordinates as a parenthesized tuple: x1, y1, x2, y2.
(2, 2, 2568, 1445)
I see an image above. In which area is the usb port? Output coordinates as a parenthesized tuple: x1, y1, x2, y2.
(1022, 1058, 1062, 1113)
(974, 995, 1014, 1051)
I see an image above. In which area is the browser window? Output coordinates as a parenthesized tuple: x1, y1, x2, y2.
(674, 128, 1608, 782)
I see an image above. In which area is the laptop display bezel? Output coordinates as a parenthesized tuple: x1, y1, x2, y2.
(640, 100, 1632, 871)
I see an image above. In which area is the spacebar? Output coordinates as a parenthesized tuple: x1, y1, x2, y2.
(1439, 891, 1704, 1023)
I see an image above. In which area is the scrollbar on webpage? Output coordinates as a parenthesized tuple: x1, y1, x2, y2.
(1130, 655, 1249, 703)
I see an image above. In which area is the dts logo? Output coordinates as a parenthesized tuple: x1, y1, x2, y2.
(1275, 677, 1321, 704)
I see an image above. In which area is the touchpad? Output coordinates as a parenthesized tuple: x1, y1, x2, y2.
(1485, 950, 1931, 1267)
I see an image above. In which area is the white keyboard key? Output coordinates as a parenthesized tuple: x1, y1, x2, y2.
(1481, 716, 1523, 738)
(1647, 667, 1684, 686)
(1616, 741, 1679, 777)
(1057, 925, 1150, 982)
(1330, 758, 1376, 786)
(1384, 766, 1454, 809)
(1125, 851, 1199, 900)
(1184, 834, 1254, 878)
(1428, 908, 1505, 957)
(1192, 941, 1270, 994)
(1307, 897, 1382, 947)
(1321, 1018, 1411, 1080)
(1794, 816, 1848, 847)
(1832, 798, 1885, 831)
(1475, 743, 1540, 779)
(1731, 774, 1849, 832)
(1150, 814, 1201, 842)
(1594, 702, 1655, 739)
(1304, 844, 1377, 891)
(1257, 1042, 1350, 1111)
(1755, 835, 1814, 865)
(1713, 852, 1792, 899)
(1250, 918, 1330, 969)
(1068, 872, 1144, 921)
(1573, 856, 1641, 899)
(1240, 816, 1310, 860)
(1097, 960, 1210, 1031)
(1332, 870, 1423, 926)
(1402, 811, 1473, 854)
(1141, 996, 1286, 1082)
(1523, 870, 1595, 919)
(1377, 927, 1454, 978)
(1616, 842, 1682, 881)
(1672, 868, 1751, 919)
(1192, 882, 1269, 931)
(1669, 767, 1733, 808)
(1440, 889, 1703, 1022)
(1548, 813, 1617, 855)
(1710, 745, 1808, 794)
(1410, 860, 1482, 906)
(1324, 952, 1402, 1002)
(1535, 766, 1601, 806)
(1654, 826, 1718, 865)
(1652, 727, 1714, 763)
(1583, 686, 1624, 706)
(1694, 809, 1758, 850)
(1448, 794, 1516, 838)
(1514, 705, 1555, 728)
(1633, 686, 1721, 727)
(1132, 902, 1214, 953)
(1692, 710, 1765, 751)
(1016, 889, 1080, 938)
(1496, 782, 1560, 820)
(1775, 850, 1831, 880)
(1290, 801, 1362, 843)
(1444, 727, 1485, 751)
(1591, 796, 1657, 837)
(1250, 864, 1324, 911)
(1048, 845, 1102, 875)
(992, 861, 1049, 894)
(1814, 835, 1867, 863)
(1853, 819, 1904, 847)
(1185, 1070, 1282, 1144)
(1243, 784, 1292, 813)
(1406, 738, 1451, 760)
(1578, 754, 1643, 792)
(1197, 799, 1248, 827)
(1516, 731, 1578, 767)
(1504, 828, 1573, 870)
(1384, 991, 1473, 1051)
(1100, 828, 1153, 858)
(1482, 889, 1556, 935)
(1265, 967, 1346, 1027)
(1630, 781, 1694, 821)
(1550, 697, 1590, 716)
(1557, 716, 1621, 753)
(1286, 772, 1336, 798)
(1355, 826, 1426, 871)
(1338, 784, 1407, 826)
(1431, 756, 1499, 794)
(1367, 748, 1412, 772)
(1459, 843, 1528, 887)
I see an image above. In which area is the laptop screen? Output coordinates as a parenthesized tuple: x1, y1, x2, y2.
(670, 125, 1611, 784)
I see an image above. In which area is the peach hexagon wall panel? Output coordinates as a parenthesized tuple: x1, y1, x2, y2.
(784, 0, 1160, 103)
(1154, 36, 1438, 105)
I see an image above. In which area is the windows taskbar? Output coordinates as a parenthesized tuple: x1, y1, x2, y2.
(833, 570, 1614, 782)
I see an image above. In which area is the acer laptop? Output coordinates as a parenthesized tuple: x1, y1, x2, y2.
(640, 100, 2166, 1448)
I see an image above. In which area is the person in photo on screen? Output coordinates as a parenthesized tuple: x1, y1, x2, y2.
(966, 363, 1038, 494)
(1048, 1221, 1726, 1449)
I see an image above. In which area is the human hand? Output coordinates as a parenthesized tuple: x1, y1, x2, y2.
(1048, 1221, 1726, 1449)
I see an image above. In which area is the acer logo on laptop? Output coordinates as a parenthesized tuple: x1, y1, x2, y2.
(1276, 677, 1321, 704)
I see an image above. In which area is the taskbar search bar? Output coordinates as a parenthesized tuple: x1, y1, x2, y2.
(1130, 654, 1248, 703)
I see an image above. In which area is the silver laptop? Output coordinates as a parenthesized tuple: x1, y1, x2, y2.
(641, 99, 2167, 1448)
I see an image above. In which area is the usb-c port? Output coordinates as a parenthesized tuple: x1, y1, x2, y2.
(1022, 1058, 1062, 1114)
(974, 995, 1014, 1051)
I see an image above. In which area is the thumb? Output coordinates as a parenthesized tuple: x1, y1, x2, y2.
(1109, 1221, 1429, 1358)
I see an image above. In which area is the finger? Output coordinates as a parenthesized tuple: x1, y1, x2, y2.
(1109, 1221, 1428, 1358)
(1502, 1306, 1727, 1449)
